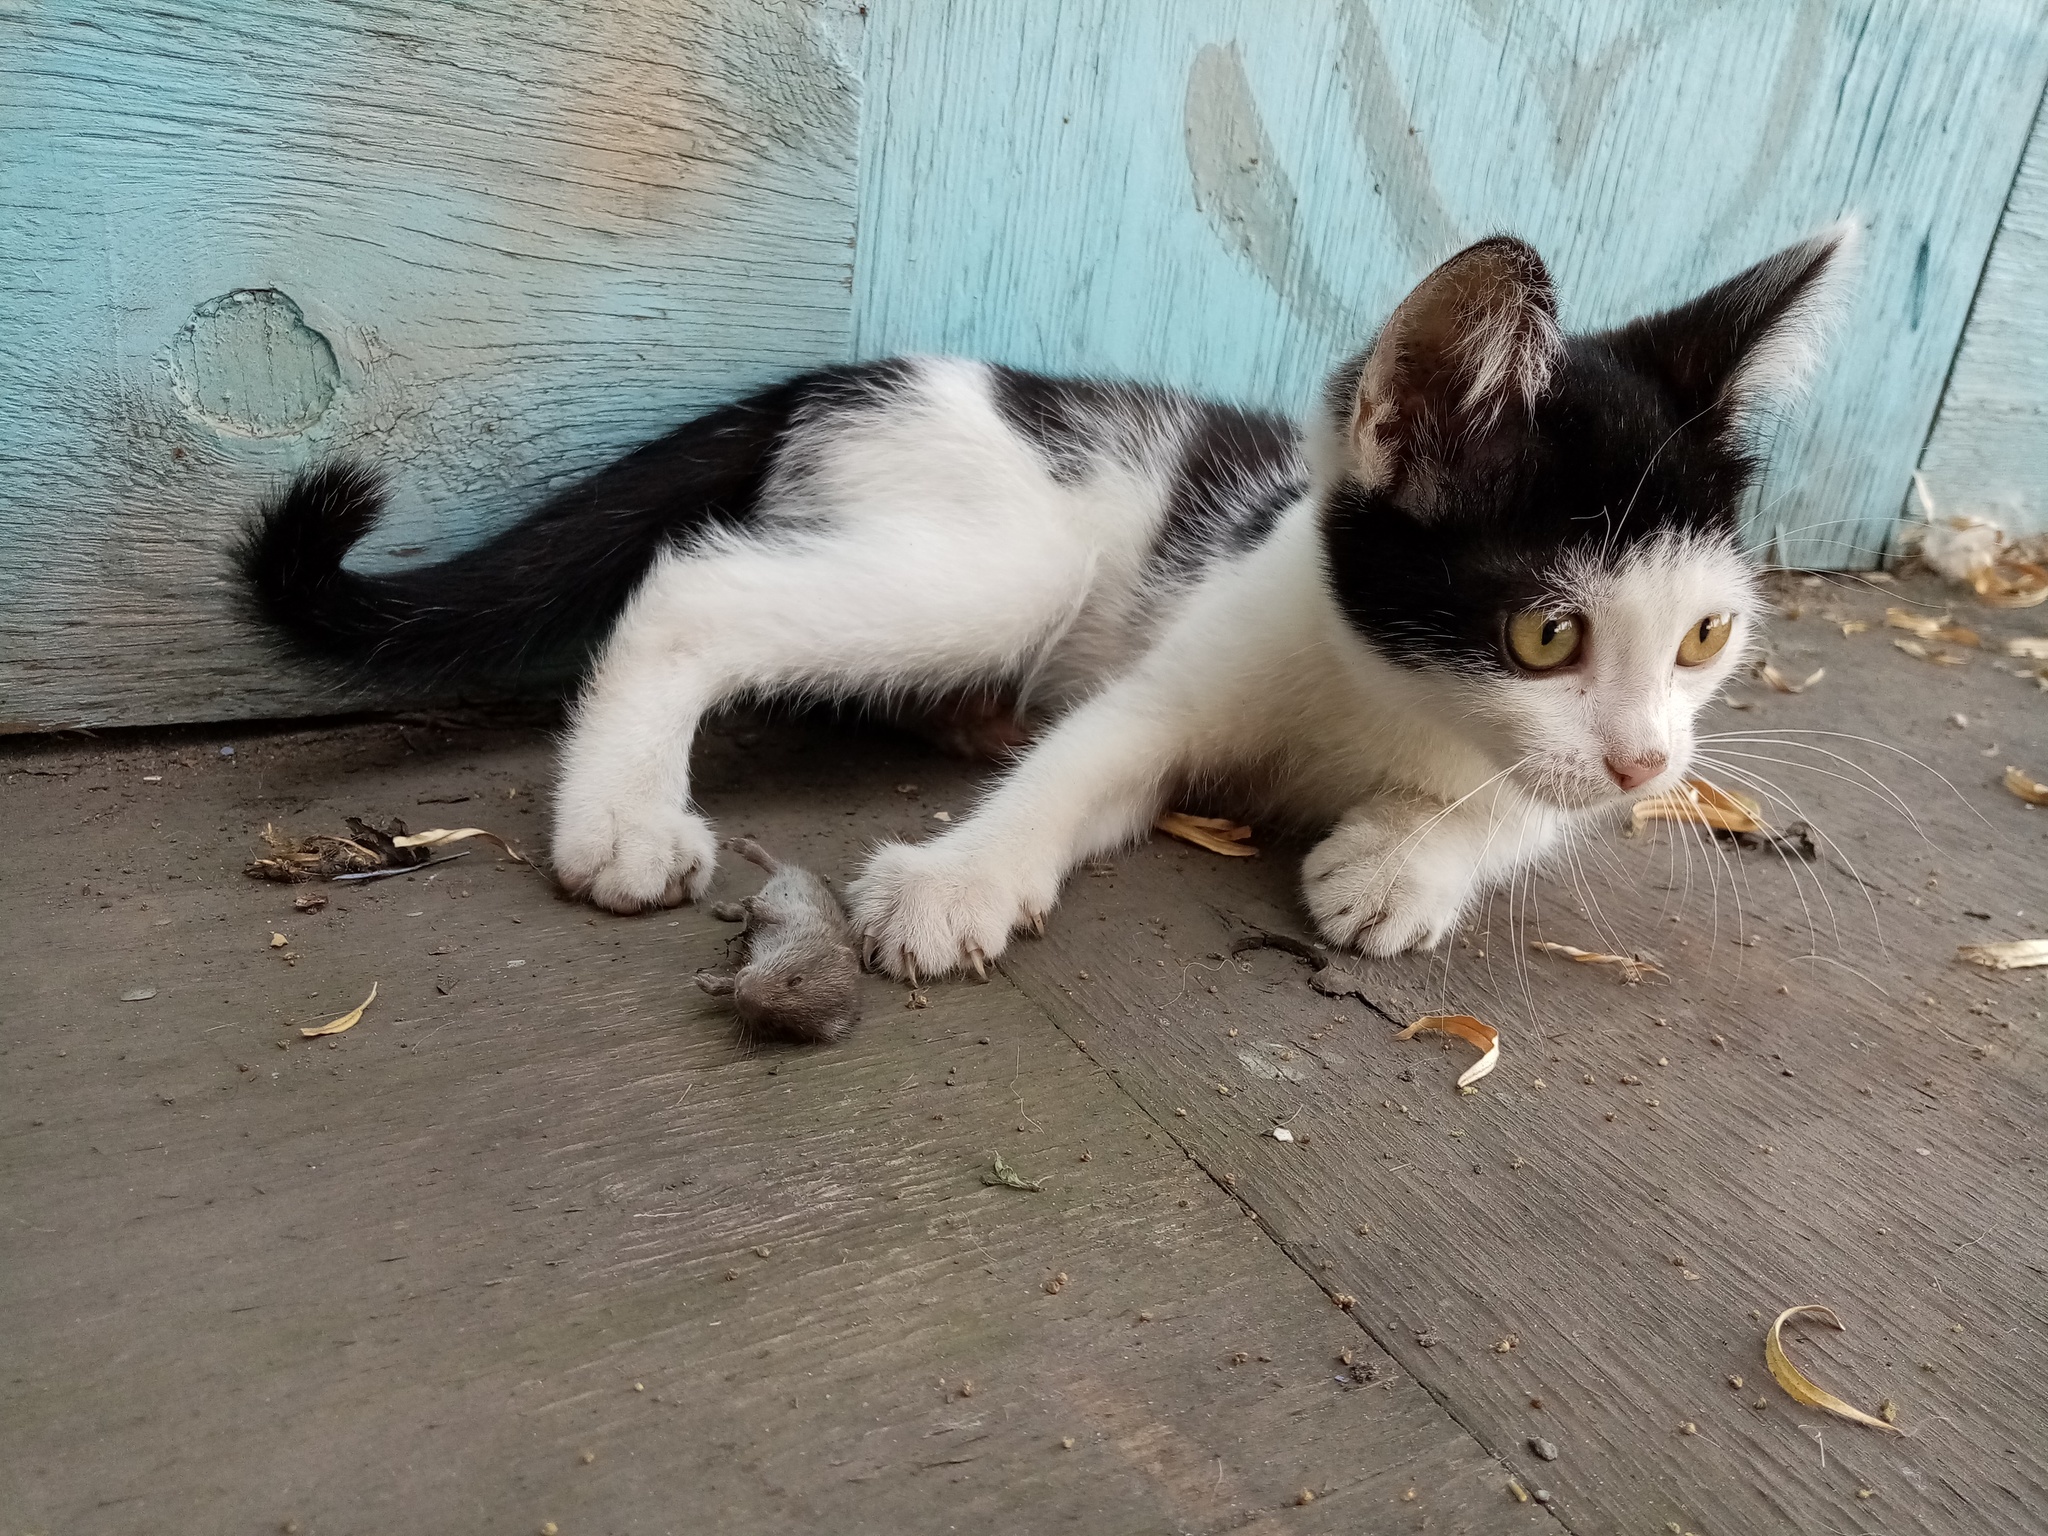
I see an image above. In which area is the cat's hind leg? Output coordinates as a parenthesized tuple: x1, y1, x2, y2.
(552, 526, 1089, 912)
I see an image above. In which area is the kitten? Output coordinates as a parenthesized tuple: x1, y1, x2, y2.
(239, 223, 1857, 981)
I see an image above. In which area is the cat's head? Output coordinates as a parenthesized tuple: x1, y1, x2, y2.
(1314, 223, 1859, 810)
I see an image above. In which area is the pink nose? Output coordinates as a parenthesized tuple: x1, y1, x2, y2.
(1605, 751, 1669, 791)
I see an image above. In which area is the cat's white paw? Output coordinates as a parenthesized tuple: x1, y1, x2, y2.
(848, 839, 1051, 981)
(1301, 812, 1476, 957)
(553, 801, 718, 913)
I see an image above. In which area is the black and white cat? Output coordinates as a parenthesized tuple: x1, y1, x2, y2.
(240, 225, 1856, 981)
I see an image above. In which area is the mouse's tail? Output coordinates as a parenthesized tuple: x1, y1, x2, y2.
(234, 366, 890, 681)
(723, 838, 781, 874)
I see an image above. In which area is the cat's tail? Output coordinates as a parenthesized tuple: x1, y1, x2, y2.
(233, 374, 820, 679)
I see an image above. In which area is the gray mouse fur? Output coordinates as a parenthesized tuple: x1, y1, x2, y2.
(695, 838, 861, 1045)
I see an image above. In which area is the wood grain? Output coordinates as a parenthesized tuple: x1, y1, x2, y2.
(0, 715, 1522, 1535)
(855, 0, 2048, 569)
(0, 0, 858, 730)
(1918, 86, 2048, 537)
(999, 572, 2048, 1535)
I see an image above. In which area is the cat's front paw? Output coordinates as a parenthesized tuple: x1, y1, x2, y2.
(552, 801, 718, 914)
(848, 839, 1050, 981)
(1301, 814, 1475, 957)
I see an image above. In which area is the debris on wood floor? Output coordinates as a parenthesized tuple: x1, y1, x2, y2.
(1957, 938, 2048, 971)
(2003, 765, 2048, 806)
(1763, 1305, 1902, 1434)
(301, 982, 378, 1039)
(245, 817, 528, 884)
(1155, 812, 1258, 857)
(1528, 940, 1666, 984)
(1760, 662, 1826, 694)
(980, 1152, 1047, 1191)
(1394, 1015, 1499, 1090)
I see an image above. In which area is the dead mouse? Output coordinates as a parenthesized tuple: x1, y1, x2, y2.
(695, 838, 861, 1044)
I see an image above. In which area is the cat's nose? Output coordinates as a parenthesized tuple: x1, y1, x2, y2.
(1604, 750, 1669, 791)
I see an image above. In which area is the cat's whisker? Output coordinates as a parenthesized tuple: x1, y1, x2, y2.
(1689, 752, 1881, 961)
(1697, 736, 1926, 832)
(1699, 729, 1991, 831)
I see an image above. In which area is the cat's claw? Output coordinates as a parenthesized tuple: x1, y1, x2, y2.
(849, 838, 1051, 981)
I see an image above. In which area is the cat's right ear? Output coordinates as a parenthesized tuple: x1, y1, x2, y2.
(1321, 236, 1561, 504)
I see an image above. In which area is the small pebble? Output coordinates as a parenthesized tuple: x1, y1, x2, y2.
(541, 1524, 558, 1536)
(579, 1450, 596, 1465)
(1533, 1488, 1553, 1504)
(1060, 1436, 1075, 1450)
(1727, 1374, 1744, 1390)
(1296, 1489, 1315, 1505)
(1528, 1436, 1559, 1461)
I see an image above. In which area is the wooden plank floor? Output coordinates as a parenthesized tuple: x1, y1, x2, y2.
(3, 571, 2044, 1535)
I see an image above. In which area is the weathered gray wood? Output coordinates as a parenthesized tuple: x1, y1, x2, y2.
(1000, 573, 2048, 1535)
(0, 719, 1522, 1534)
(0, 1, 859, 731)
(1919, 85, 2048, 537)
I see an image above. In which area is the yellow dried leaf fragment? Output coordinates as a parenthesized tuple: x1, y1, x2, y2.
(1631, 776, 1765, 835)
(1972, 558, 2048, 608)
(1759, 663, 1825, 694)
(1957, 938, 2048, 971)
(1883, 607, 1979, 645)
(301, 982, 378, 1038)
(1892, 637, 1968, 666)
(1395, 1014, 1499, 1089)
(1762, 1305, 1902, 1434)
(269, 932, 288, 948)
(390, 827, 531, 863)
(2004, 766, 2048, 807)
(1529, 940, 1666, 983)
(1154, 811, 1258, 858)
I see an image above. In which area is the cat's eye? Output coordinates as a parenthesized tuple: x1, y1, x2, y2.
(1505, 610, 1584, 671)
(1677, 613, 1733, 667)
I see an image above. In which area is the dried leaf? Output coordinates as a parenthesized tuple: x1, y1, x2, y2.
(1760, 663, 1825, 694)
(301, 982, 377, 1038)
(1838, 620, 1870, 637)
(980, 1151, 1047, 1191)
(1394, 1013, 1500, 1089)
(1631, 776, 1766, 835)
(1529, 940, 1666, 983)
(1763, 1305, 1902, 1434)
(244, 818, 424, 882)
(390, 826, 530, 863)
(2005, 766, 2048, 807)
(2003, 636, 2048, 659)
(1155, 811, 1258, 857)
(1892, 637, 1968, 666)
(269, 932, 287, 948)
(1957, 938, 2048, 971)
(1971, 558, 2048, 609)
(1884, 607, 1944, 638)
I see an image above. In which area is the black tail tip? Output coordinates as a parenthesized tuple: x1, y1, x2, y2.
(235, 461, 389, 633)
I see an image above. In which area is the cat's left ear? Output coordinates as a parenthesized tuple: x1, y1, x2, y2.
(1606, 219, 1862, 442)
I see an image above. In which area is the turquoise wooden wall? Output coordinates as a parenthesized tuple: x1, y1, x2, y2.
(4, 0, 2047, 729)
(1919, 87, 2048, 535)
(0, 1, 860, 729)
